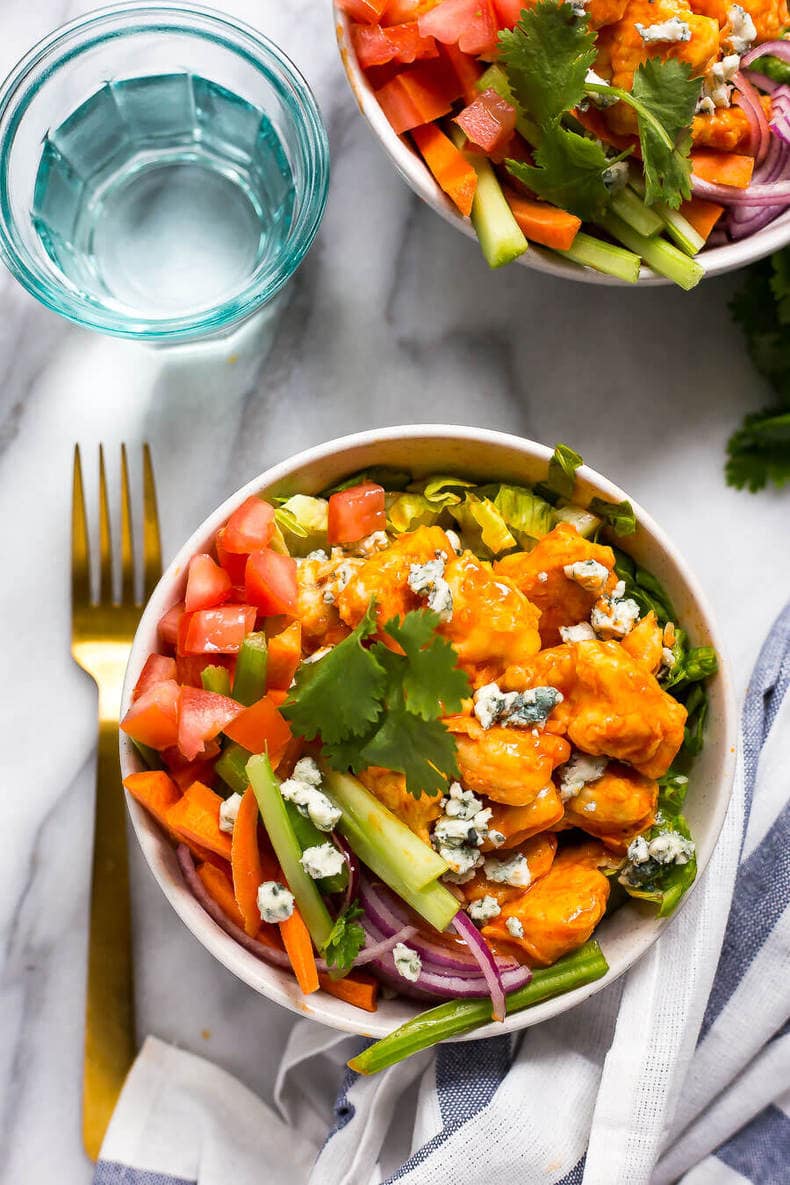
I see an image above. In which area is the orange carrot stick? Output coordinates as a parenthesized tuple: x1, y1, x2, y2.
(197, 862, 245, 929)
(679, 195, 725, 240)
(691, 149, 754, 189)
(318, 971, 379, 1012)
(411, 122, 478, 216)
(266, 621, 302, 691)
(165, 781, 233, 860)
(231, 786, 269, 935)
(504, 190, 581, 250)
(123, 770, 181, 828)
(279, 908, 320, 995)
(223, 695, 292, 761)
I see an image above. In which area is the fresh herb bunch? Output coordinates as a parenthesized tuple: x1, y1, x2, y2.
(499, 2, 700, 217)
(727, 247, 790, 492)
(324, 900, 366, 978)
(283, 605, 471, 798)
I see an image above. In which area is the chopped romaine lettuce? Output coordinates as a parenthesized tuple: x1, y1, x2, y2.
(275, 495, 329, 556)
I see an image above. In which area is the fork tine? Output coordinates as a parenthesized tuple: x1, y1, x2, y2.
(119, 445, 135, 606)
(72, 446, 91, 609)
(142, 444, 162, 599)
(98, 446, 113, 604)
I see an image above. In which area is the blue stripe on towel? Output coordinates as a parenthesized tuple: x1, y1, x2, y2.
(716, 1105, 790, 1184)
(94, 1164, 195, 1185)
(698, 601, 790, 1041)
(385, 1036, 512, 1180)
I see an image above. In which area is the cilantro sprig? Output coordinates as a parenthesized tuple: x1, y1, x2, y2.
(498, 2, 700, 216)
(283, 606, 471, 798)
(324, 900, 366, 978)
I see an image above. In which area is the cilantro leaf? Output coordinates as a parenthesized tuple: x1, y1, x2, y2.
(725, 408, 790, 491)
(630, 58, 700, 209)
(360, 704, 460, 798)
(498, 1, 596, 125)
(283, 604, 385, 743)
(324, 900, 366, 978)
(380, 611, 471, 721)
(507, 122, 611, 220)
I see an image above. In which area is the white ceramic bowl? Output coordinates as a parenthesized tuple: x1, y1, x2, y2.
(334, 11, 790, 286)
(120, 425, 737, 1040)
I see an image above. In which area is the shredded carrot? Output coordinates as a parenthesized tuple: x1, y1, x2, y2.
(232, 786, 269, 935)
(123, 770, 181, 828)
(691, 149, 754, 189)
(411, 122, 478, 216)
(197, 861, 245, 929)
(679, 195, 725, 240)
(318, 971, 380, 1012)
(279, 908, 320, 995)
(166, 781, 232, 861)
(504, 190, 581, 251)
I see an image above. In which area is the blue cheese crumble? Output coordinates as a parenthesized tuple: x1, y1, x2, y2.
(591, 580, 640, 639)
(219, 791, 243, 834)
(563, 559, 610, 594)
(483, 853, 531, 888)
(393, 942, 422, 982)
(636, 16, 692, 42)
(628, 830, 696, 867)
(473, 681, 563, 730)
(558, 752, 608, 803)
(467, 895, 502, 925)
(257, 881, 295, 924)
(280, 757, 341, 832)
(433, 783, 491, 881)
(724, 4, 756, 53)
(697, 53, 741, 114)
(560, 622, 596, 643)
(300, 842, 345, 880)
(505, 916, 524, 939)
(408, 553, 453, 620)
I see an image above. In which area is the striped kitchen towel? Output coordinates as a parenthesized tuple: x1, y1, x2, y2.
(94, 603, 790, 1185)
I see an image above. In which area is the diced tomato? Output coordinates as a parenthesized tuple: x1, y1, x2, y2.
(215, 528, 248, 584)
(327, 481, 386, 545)
(245, 550, 298, 616)
(158, 602, 184, 648)
(121, 679, 181, 750)
(132, 653, 177, 702)
(181, 605, 257, 655)
(162, 738, 221, 772)
(375, 58, 462, 134)
(223, 695, 293, 762)
(418, 0, 498, 56)
(177, 686, 244, 761)
(169, 758, 218, 792)
(352, 20, 438, 68)
(266, 621, 303, 690)
(175, 653, 236, 688)
(439, 42, 483, 104)
(383, 0, 437, 22)
(492, 0, 523, 28)
(185, 553, 232, 613)
(222, 496, 275, 555)
(454, 88, 516, 155)
(337, 0, 388, 22)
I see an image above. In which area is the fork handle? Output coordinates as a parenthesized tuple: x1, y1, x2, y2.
(82, 719, 136, 1161)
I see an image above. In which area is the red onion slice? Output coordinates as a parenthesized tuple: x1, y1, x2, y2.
(769, 86, 790, 146)
(692, 174, 790, 205)
(741, 39, 790, 70)
(333, 831, 359, 911)
(452, 910, 508, 1022)
(354, 924, 418, 966)
(733, 71, 770, 164)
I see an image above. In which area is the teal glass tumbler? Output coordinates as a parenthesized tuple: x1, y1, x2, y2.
(0, 3, 329, 342)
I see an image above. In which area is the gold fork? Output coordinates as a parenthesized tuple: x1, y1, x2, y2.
(71, 444, 162, 1162)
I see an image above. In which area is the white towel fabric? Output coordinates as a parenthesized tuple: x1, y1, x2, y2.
(95, 604, 790, 1185)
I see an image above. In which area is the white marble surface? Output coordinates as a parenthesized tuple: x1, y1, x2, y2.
(0, 1, 789, 1181)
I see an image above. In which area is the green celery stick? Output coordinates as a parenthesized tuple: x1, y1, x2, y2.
(629, 175, 705, 256)
(557, 231, 641, 283)
(335, 805, 458, 931)
(233, 632, 268, 706)
(247, 754, 334, 951)
(599, 211, 704, 290)
(756, 56, 790, 85)
(448, 126, 528, 269)
(201, 665, 232, 697)
(349, 941, 609, 1074)
(324, 770, 448, 890)
(130, 738, 162, 770)
(284, 800, 348, 895)
(610, 186, 664, 238)
(215, 742, 251, 796)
